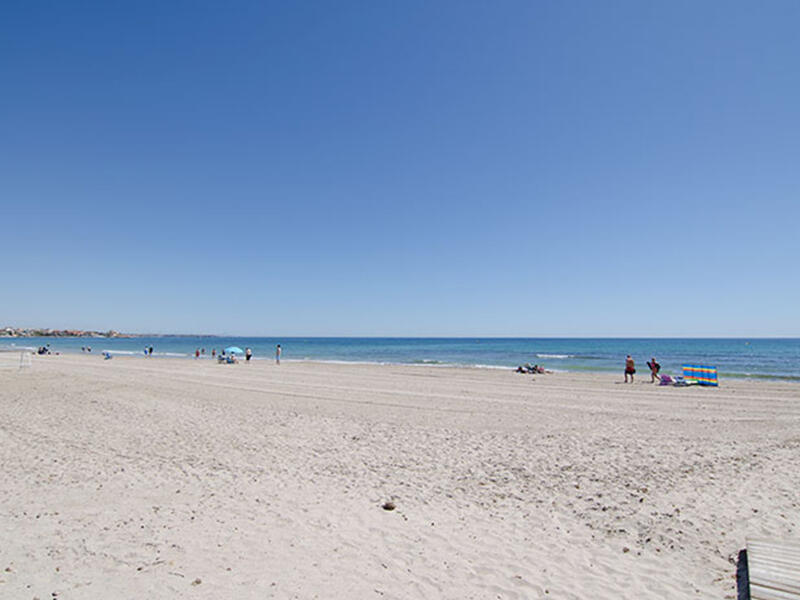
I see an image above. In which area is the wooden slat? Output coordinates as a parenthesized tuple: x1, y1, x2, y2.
(750, 585, 800, 600)
(748, 538, 800, 600)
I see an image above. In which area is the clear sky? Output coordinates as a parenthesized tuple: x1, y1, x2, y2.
(2, 1, 798, 337)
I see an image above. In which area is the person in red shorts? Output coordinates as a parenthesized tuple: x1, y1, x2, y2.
(624, 355, 636, 383)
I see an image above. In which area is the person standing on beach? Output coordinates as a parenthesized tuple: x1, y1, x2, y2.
(245, 347, 252, 362)
(624, 355, 635, 383)
(149, 346, 154, 356)
(276, 344, 281, 365)
(195, 348, 200, 359)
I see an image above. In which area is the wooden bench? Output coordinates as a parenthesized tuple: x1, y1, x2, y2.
(743, 538, 800, 600)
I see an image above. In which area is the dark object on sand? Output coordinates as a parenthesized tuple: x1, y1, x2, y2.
(516, 363, 546, 374)
(736, 549, 749, 600)
(382, 501, 396, 511)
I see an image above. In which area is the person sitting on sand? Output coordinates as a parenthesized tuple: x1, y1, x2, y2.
(646, 357, 661, 383)
(624, 355, 635, 383)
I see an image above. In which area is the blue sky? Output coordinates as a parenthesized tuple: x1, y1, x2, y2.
(2, 1, 798, 336)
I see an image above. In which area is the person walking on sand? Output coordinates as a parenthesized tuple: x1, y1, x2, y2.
(275, 344, 281, 365)
(647, 357, 661, 383)
(245, 347, 252, 362)
(624, 355, 636, 383)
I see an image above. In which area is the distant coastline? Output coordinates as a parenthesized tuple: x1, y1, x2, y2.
(2, 326, 129, 338)
(1, 326, 219, 339)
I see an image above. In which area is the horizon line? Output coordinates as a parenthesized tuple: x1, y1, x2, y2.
(4, 331, 799, 340)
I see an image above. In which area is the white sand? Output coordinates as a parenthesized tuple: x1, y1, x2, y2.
(1, 354, 798, 599)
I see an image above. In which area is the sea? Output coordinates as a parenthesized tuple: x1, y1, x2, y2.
(3, 337, 799, 382)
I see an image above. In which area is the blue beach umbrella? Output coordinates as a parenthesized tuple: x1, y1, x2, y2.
(224, 346, 244, 354)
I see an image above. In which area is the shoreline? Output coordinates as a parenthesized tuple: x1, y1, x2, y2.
(5, 347, 799, 383)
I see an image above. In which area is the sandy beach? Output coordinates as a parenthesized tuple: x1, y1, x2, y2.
(1, 354, 798, 599)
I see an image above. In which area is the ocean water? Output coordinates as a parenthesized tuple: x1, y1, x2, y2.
(3, 337, 799, 381)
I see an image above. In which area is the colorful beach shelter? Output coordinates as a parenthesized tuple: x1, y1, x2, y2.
(224, 346, 244, 354)
(682, 364, 719, 386)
